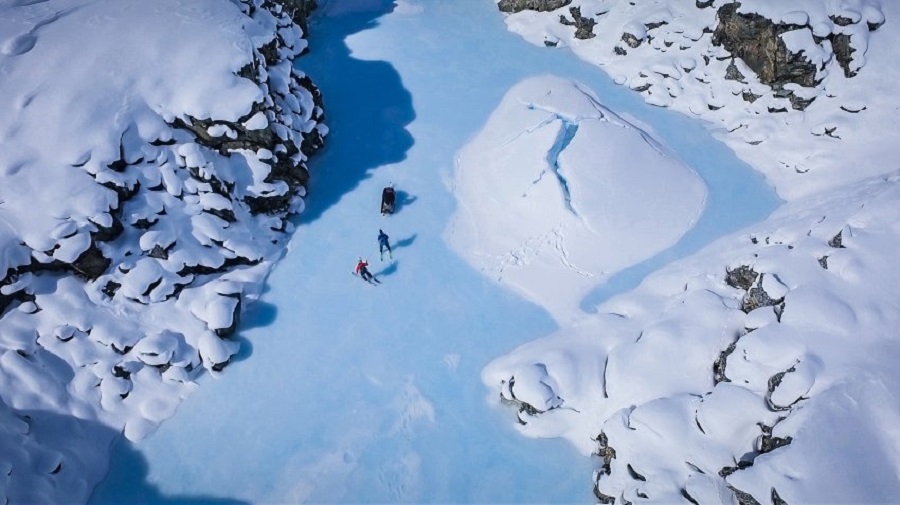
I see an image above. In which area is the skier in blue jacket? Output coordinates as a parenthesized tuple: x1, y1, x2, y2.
(378, 229, 392, 260)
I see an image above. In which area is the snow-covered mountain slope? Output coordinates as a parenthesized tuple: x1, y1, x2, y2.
(497, 0, 899, 200)
(0, 0, 323, 502)
(468, 1, 900, 503)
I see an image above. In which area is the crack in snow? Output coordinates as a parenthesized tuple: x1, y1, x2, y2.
(506, 104, 582, 218)
(544, 118, 579, 217)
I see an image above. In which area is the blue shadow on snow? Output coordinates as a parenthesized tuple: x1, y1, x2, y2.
(89, 435, 248, 505)
(392, 233, 417, 250)
(295, 0, 415, 223)
(373, 260, 398, 278)
(391, 189, 416, 215)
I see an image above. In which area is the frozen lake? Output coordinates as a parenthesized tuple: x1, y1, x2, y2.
(91, 0, 778, 503)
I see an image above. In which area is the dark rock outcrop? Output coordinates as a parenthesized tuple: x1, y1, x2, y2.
(725, 265, 758, 291)
(498, 0, 571, 14)
(273, 0, 318, 33)
(742, 274, 784, 314)
(592, 431, 618, 503)
(559, 6, 596, 39)
(712, 3, 817, 109)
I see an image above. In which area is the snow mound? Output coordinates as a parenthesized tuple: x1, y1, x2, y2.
(445, 75, 706, 323)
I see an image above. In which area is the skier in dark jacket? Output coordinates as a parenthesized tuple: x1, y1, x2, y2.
(355, 258, 379, 283)
(378, 229, 392, 260)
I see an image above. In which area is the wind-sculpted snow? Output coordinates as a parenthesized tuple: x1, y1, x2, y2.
(0, 0, 323, 502)
(445, 75, 706, 324)
(497, 0, 899, 200)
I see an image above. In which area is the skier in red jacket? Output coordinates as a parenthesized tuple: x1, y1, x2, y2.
(355, 258, 379, 283)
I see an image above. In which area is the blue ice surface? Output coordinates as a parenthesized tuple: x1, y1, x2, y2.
(91, 0, 779, 503)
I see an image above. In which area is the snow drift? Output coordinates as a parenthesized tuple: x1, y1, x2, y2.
(446, 75, 706, 324)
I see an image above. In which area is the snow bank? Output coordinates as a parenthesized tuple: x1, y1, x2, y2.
(0, 0, 323, 502)
(445, 75, 705, 324)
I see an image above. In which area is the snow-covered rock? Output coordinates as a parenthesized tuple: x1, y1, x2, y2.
(0, 0, 323, 501)
(478, 2, 900, 502)
(481, 168, 900, 502)
(496, 0, 899, 200)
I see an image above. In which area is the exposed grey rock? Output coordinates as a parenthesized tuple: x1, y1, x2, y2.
(742, 90, 761, 103)
(558, 6, 596, 39)
(713, 339, 738, 384)
(72, 244, 111, 280)
(631, 82, 651, 92)
(712, 3, 818, 110)
(725, 59, 746, 81)
(622, 32, 643, 48)
(594, 488, 616, 504)
(148, 244, 170, 260)
(729, 485, 763, 505)
(725, 265, 758, 291)
(742, 274, 784, 313)
(829, 14, 856, 27)
(830, 33, 856, 77)
(756, 420, 793, 453)
(765, 365, 802, 411)
(719, 459, 752, 478)
(772, 487, 789, 505)
(592, 431, 618, 503)
(594, 431, 617, 476)
(626, 464, 646, 481)
(497, 0, 571, 14)
(828, 230, 846, 248)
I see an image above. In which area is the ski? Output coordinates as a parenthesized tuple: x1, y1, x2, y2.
(351, 271, 379, 285)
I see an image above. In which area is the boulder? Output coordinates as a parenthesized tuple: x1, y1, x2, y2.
(712, 3, 819, 109)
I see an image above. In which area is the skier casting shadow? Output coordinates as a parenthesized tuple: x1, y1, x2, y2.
(378, 229, 392, 260)
(355, 258, 380, 284)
